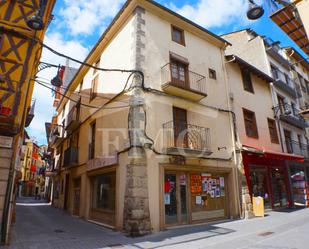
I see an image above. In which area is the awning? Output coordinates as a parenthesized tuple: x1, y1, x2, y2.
(270, 5, 309, 56)
(242, 144, 304, 163)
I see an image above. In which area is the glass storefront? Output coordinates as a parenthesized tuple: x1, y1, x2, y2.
(290, 165, 307, 207)
(90, 172, 116, 225)
(249, 166, 289, 209)
(164, 171, 227, 226)
(249, 167, 271, 209)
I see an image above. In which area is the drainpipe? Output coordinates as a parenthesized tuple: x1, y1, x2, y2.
(221, 52, 242, 219)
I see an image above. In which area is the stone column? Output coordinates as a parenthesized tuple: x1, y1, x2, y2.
(123, 77, 152, 236)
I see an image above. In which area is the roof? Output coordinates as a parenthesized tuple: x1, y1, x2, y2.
(57, 0, 230, 111)
(284, 46, 309, 71)
(226, 55, 274, 83)
(270, 4, 309, 56)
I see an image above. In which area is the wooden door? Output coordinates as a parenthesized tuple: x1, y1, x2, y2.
(64, 174, 70, 210)
(173, 107, 188, 148)
(73, 178, 81, 216)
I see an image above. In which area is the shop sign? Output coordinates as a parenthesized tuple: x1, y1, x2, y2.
(87, 153, 118, 171)
(0, 135, 13, 148)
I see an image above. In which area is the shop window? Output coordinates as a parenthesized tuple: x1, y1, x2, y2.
(209, 68, 217, 80)
(91, 172, 116, 211)
(241, 69, 254, 93)
(267, 118, 279, 144)
(171, 25, 185, 46)
(243, 108, 258, 138)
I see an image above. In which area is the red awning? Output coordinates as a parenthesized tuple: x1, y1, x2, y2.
(242, 144, 304, 163)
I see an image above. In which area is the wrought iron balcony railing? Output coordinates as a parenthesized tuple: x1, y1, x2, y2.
(163, 121, 212, 157)
(161, 63, 207, 101)
(63, 146, 78, 166)
(274, 103, 308, 129)
(286, 140, 309, 158)
(65, 105, 80, 131)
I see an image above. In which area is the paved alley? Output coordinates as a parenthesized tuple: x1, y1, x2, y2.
(2, 197, 309, 249)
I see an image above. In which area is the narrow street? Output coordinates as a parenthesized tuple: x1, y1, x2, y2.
(3, 197, 309, 249)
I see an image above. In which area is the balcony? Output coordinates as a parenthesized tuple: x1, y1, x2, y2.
(264, 39, 290, 69)
(63, 147, 78, 167)
(49, 125, 64, 146)
(271, 69, 297, 98)
(65, 105, 80, 131)
(161, 63, 207, 101)
(274, 104, 308, 129)
(286, 140, 309, 158)
(163, 121, 212, 157)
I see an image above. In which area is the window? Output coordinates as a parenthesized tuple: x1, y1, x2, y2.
(243, 108, 258, 138)
(93, 59, 100, 74)
(209, 68, 217, 80)
(297, 134, 303, 151)
(90, 75, 99, 100)
(171, 25, 185, 46)
(92, 172, 116, 211)
(268, 118, 279, 144)
(89, 121, 96, 160)
(170, 58, 189, 88)
(241, 69, 254, 93)
(284, 129, 293, 153)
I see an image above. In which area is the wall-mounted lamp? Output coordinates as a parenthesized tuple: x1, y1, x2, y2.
(247, 0, 265, 20)
(26, 0, 47, 30)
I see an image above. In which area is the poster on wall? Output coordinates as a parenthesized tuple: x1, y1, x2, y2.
(201, 173, 211, 192)
(195, 195, 202, 205)
(221, 189, 225, 197)
(216, 188, 221, 198)
(210, 190, 215, 198)
(219, 177, 225, 187)
(191, 174, 202, 193)
(164, 193, 171, 205)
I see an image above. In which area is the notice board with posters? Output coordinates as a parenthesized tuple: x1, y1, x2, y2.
(190, 173, 227, 221)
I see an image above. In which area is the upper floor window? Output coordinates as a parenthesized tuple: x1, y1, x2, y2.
(267, 118, 279, 144)
(89, 121, 96, 160)
(171, 25, 185, 46)
(243, 108, 258, 138)
(209, 68, 217, 80)
(241, 69, 254, 93)
(94, 59, 100, 75)
(170, 57, 189, 89)
(90, 75, 99, 100)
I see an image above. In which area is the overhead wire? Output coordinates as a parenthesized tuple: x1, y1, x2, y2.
(35, 80, 130, 110)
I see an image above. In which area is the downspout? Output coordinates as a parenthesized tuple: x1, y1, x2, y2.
(221, 51, 242, 218)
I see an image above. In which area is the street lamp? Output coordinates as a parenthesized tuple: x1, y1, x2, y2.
(247, 0, 265, 20)
(246, 0, 291, 20)
(26, 0, 47, 30)
(37, 62, 63, 87)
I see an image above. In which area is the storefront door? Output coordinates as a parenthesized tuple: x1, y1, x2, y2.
(271, 167, 288, 208)
(164, 172, 188, 226)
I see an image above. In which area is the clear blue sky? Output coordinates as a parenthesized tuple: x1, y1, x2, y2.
(27, 0, 307, 145)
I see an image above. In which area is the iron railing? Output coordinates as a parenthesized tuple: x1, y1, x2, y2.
(65, 105, 80, 130)
(161, 63, 207, 95)
(63, 147, 78, 166)
(163, 121, 211, 153)
(286, 140, 309, 158)
(271, 68, 294, 87)
(275, 103, 302, 118)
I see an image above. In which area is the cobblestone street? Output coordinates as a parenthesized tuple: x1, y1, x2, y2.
(2, 198, 309, 249)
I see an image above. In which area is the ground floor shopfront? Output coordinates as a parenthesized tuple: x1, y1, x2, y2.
(52, 158, 240, 233)
(242, 150, 309, 210)
(161, 166, 233, 228)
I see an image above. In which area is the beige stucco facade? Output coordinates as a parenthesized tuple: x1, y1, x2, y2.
(48, 0, 241, 235)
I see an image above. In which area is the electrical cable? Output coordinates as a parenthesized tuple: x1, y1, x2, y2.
(35, 80, 130, 110)
(35, 77, 130, 104)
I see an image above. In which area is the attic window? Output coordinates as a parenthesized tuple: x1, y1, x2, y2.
(209, 68, 216, 80)
(171, 25, 185, 46)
